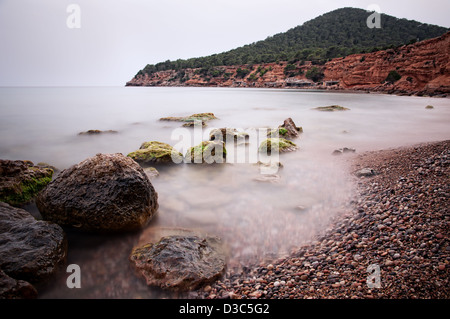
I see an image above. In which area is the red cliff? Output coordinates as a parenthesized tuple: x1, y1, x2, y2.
(126, 32, 450, 96)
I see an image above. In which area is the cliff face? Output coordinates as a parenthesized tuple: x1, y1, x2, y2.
(126, 32, 450, 96)
(323, 31, 450, 95)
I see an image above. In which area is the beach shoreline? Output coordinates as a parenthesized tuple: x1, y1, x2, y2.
(197, 140, 449, 299)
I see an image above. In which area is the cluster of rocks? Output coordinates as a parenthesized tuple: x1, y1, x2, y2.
(1, 112, 306, 298)
(128, 114, 302, 167)
(191, 140, 449, 299)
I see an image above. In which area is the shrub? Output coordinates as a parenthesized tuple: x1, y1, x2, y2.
(305, 67, 324, 82)
(385, 70, 402, 83)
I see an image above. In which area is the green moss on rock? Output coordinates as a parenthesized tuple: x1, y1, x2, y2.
(0, 160, 53, 206)
(259, 138, 298, 154)
(160, 113, 218, 123)
(128, 141, 183, 164)
(185, 141, 227, 163)
(314, 105, 350, 112)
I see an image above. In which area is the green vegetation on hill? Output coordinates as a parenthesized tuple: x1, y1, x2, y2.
(134, 7, 448, 78)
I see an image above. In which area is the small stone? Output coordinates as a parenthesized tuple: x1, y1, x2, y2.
(438, 264, 446, 271)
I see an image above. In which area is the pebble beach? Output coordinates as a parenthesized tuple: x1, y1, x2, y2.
(197, 140, 449, 299)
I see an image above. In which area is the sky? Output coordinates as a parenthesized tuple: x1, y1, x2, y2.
(0, 0, 448, 87)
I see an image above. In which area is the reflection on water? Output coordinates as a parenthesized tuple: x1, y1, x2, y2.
(1, 87, 449, 298)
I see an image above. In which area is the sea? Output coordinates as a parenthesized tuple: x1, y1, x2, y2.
(1, 86, 449, 298)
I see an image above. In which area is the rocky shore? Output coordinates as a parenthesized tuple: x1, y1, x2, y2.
(196, 140, 449, 299)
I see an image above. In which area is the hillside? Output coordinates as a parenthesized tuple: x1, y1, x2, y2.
(128, 7, 448, 80)
(126, 31, 450, 96)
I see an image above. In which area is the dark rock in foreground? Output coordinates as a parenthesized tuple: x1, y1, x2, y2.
(36, 153, 158, 233)
(0, 202, 67, 284)
(130, 234, 226, 291)
(0, 160, 53, 206)
(0, 270, 37, 299)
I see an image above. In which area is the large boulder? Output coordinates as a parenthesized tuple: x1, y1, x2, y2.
(36, 153, 158, 232)
(0, 160, 53, 206)
(130, 232, 226, 291)
(0, 202, 67, 284)
(127, 141, 183, 164)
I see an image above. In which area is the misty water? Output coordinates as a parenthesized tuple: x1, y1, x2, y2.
(1, 87, 449, 298)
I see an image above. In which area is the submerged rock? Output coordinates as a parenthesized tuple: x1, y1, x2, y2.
(182, 120, 207, 128)
(127, 141, 183, 164)
(160, 113, 218, 123)
(185, 141, 227, 163)
(143, 167, 159, 179)
(36, 153, 158, 233)
(259, 138, 298, 154)
(333, 147, 356, 155)
(314, 105, 350, 112)
(0, 202, 67, 284)
(78, 129, 118, 135)
(130, 234, 226, 291)
(0, 159, 53, 206)
(209, 128, 249, 142)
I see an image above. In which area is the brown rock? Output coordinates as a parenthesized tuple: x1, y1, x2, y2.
(0, 270, 37, 299)
(0, 159, 53, 206)
(36, 153, 158, 233)
(0, 202, 67, 284)
(130, 234, 226, 291)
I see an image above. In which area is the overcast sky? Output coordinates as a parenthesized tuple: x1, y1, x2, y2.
(0, 0, 448, 87)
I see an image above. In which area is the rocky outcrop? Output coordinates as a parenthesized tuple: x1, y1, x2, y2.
(126, 32, 450, 96)
(324, 32, 450, 96)
(0, 202, 67, 285)
(130, 233, 226, 291)
(0, 160, 53, 206)
(127, 141, 183, 165)
(36, 153, 158, 233)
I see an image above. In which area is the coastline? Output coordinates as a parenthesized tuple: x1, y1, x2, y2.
(196, 140, 449, 299)
(125, 85, 449, 98)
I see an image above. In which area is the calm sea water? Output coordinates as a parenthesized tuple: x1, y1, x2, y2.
(1, 87, 449, 298)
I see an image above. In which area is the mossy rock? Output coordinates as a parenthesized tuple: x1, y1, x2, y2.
(182, 120, 207, 128)
(185, 141, 227, 164)
(314, 105, 350, 112)
(209, 128, 249, 142)
(128, 141, 183, 164)
(160, 113, 218, 122)
(267, 127, 289, 137)
(0, 160, 53, 206)
(259, 138, 298, 154)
